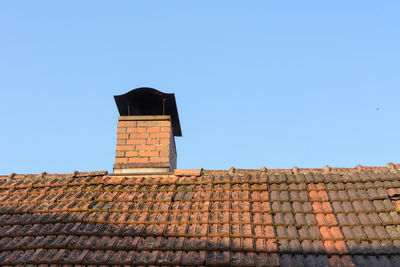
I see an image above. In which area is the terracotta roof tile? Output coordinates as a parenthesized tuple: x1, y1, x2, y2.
(0, 166, 399, 265)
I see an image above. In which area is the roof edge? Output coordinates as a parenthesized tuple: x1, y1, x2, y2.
(1, 163, 399, 180)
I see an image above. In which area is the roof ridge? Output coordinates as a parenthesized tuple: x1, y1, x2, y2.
(1, 163, 399, 179)
(203, 162, 400, 175)
(0, 170, 108, 180)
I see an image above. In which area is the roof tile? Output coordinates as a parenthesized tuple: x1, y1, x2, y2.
(0, 167, 399, 265)
(132, 250, 158, 265)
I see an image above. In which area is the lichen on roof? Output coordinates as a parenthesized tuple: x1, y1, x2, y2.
(0, 164, 399, 266)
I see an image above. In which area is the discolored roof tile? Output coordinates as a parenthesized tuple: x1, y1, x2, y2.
(205, 251, 230, 266)
(180, 251, 206, 266)
(0, 167, 398, 265)
(132, 250, 158, 265)
(155, 250, 182, 265)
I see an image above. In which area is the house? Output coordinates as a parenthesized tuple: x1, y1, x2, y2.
(0, 88, 399, 266)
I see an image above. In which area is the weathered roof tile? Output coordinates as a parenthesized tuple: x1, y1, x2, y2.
(0, 167, 399, 264)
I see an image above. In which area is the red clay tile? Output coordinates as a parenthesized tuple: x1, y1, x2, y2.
(132, 251, 158, 265)
(60, 250, 89, 264)
(180, 251, 206, 266)
(323, 240, 338, 254)
(183, 237, 207, 250)
(363, 226, 379, 240)
(265, 239, 278, 253)
(315, 214, 328, 226)
(110, 250, 135, 265)
(206, 251, 230, 266)
(83, 250, 112, 265)
(0, 168, 400, 265)
(41, 249, 67, 264)
(334, 240, 349, 254)
(330, 226, 344, 240)
(254, 252, 274, 267)
(317, 226, 332, 241)
(0, 251, 12, 265)
(23, 248, 44, 264)
(230, 238, 242, 251)
(2, 250, 25, 265)
(254, 239, 267, 252)
(325, 213, 339, 226)
(155, 250, 183, 265)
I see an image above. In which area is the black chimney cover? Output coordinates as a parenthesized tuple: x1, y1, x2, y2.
(114, 87, 182, 136)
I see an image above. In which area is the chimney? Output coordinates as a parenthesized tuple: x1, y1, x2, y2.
(113, 88, 182, 174)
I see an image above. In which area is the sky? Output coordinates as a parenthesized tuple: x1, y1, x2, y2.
(0, 1, 399, 174)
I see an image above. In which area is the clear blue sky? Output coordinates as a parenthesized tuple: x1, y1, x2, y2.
(1, 1, 399, 174)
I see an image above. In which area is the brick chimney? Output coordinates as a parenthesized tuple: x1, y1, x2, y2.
(113, 88, 182, 174)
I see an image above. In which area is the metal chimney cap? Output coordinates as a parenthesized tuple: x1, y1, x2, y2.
(114, 87, 182, 136)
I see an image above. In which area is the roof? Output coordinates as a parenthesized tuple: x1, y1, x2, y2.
(0, 164, 400, 266)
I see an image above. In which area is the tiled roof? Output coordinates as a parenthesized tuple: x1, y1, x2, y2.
(1, 165, 400, 266)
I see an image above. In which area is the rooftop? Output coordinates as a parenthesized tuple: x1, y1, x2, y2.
(0, 164, 399, 266)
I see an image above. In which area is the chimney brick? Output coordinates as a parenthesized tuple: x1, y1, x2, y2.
(113, 115, 177, 174)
